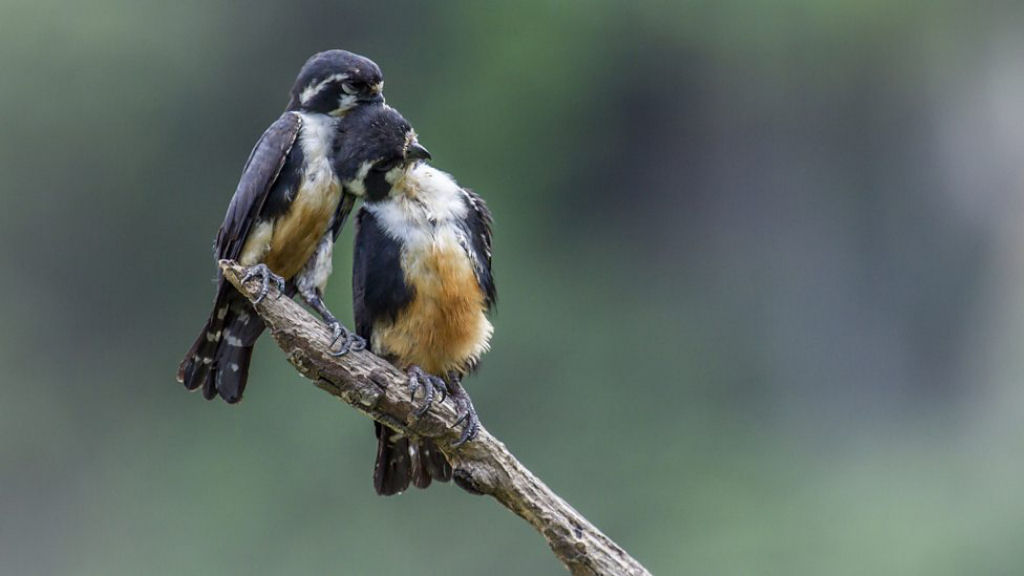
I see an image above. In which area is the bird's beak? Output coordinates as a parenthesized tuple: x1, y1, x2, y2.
(359, 83, 385, 105)
(359, 92, 384, 105)
(406, 142, 431, 162)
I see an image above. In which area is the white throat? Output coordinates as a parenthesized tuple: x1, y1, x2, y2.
(366, 164, 469, 245)
(294, 112, 339, 193)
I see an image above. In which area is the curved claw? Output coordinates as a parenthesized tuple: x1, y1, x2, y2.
(450, 393, 480, 447)
(451, 417, 479, 447)
(407, 366, 447, 418)
(330, 331, 354, 357)
(327, 325, 365, 357)
(349, 335, 367, 352)
(410, 378, 434, 417)
(241, 264, 285, 304)
(329, 322, 344, 345)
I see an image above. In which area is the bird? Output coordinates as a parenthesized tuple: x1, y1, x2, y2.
(333, 104, 496, 495)
(177, 49, 385, 403)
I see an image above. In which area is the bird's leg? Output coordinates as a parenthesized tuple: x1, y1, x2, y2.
(240, 263, 286, 304)
(299, 286, 365, 356)
(446, 373, 480, 447)
(407, 365, 448, 417)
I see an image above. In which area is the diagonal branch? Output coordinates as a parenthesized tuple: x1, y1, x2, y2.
(219, 260, 652, 576)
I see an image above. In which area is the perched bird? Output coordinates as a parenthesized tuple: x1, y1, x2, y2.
(177, 50, 384, 403)
(334, 105, 496, 495)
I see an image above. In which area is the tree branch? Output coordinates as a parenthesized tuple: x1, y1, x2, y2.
(219, 260, 651, 576)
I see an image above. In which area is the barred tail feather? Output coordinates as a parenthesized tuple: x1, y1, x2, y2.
(177, 284, 264, 403)
(177, 313, 225, 393)
(208, 343, 254, 403)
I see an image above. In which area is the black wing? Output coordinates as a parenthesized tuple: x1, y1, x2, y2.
(215, 112, 303, 261)
(352, 208, 414, 344)
(461, 188, 496, 310)
(330, 192, 358, 241)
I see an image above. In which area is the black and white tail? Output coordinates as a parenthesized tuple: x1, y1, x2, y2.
(177, 282, 265, 403)
(373, 421, 452, 495)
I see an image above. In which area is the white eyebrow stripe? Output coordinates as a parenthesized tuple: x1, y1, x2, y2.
(299, 73, 350, 105)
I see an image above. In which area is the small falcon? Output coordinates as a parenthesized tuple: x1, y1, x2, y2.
(178, 50, 384, 403)
(333, 105, 496, 495)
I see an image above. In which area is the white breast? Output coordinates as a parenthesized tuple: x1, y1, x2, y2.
(365, 164, 470, 249)
(296, 112, 339, 198)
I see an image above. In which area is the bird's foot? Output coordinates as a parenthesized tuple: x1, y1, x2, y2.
(327, 321, 366, 357)
(240, 264, 286, 304)
(407, 366, 448, 417)
(449, 387, 480, 447)
(296, 286, 364, 357)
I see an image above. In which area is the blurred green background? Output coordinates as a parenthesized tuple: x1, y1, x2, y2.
(3, 1, 1024, 574)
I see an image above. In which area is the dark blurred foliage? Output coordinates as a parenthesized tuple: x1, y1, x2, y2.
(2, 1, 1024, 574)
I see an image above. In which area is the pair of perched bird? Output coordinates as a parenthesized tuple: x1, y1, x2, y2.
(176, 50, 496, 495)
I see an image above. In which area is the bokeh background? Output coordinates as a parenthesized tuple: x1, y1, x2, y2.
(3, 1, 1024, 574)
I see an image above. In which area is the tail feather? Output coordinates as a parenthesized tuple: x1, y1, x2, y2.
(209, 343, 255, 403)
(178, 283, 264, 403)
(418, 439, 452, 484)
(373, 422, 452, 495)
(374, 422, 412, 495)
(177, 313, 226, 393)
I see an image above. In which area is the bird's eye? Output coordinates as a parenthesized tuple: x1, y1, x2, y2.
(342, 81, 365, 95)
(372, 158, 400, 173)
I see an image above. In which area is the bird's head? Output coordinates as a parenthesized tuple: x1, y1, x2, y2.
(333, 105, 431, 202)
(287, 49, 384, 115)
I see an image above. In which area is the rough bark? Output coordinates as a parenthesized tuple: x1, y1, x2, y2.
(220, 260, 652, 576)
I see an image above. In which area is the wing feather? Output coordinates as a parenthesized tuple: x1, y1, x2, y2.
(461, 188, 496, 309)
(352, 208, 415, 344)
(215, 112, 303, 261)
(330, 192, 358, 241)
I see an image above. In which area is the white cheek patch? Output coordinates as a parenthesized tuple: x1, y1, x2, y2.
(344, 161, 375, 196)
(385, 166, 405, 186)
(331, 93, 359, 116)
(298, 73, 349, 106)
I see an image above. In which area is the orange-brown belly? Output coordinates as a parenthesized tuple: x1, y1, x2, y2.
(373, 236, 493, 375)
(239, 179, 341, 279)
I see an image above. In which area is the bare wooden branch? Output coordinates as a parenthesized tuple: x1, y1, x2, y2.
(219, 260, 652, 576)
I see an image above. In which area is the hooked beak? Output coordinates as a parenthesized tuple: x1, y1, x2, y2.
(358, 93, 384, 105)
(358, 83, 385, 105)
(406, 142, 431, 162)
